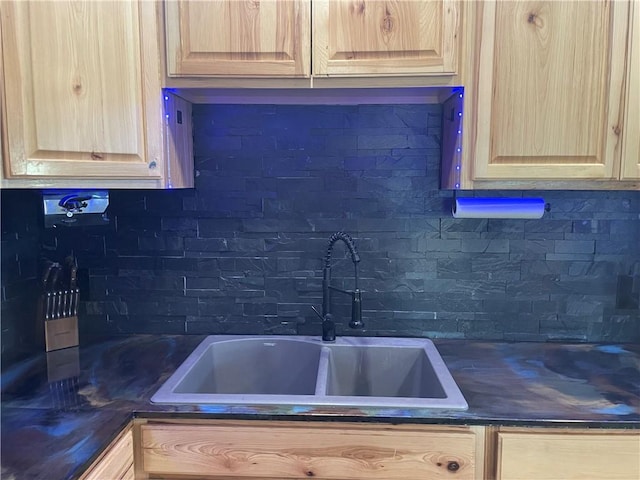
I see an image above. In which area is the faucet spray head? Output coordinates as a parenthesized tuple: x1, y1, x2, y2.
(349, 289, 364, 329)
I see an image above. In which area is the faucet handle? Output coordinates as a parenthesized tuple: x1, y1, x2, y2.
(311, 305, 324, 321)
(322, 313, 336, 342)
(312, 306, 336, 342)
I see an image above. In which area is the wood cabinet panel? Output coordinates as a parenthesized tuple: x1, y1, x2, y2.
(473, 0, 628, 181)
(313, 0, 459, 76)
(1, 1, 158, 179)
(0, 14, 5, 171)
(165, 0, 311, 77)
(141, 420, 481, 479)
(622, 0, 640, 180)
(496, 429, 640, 480)
(81, 427, 134, 480)
(0, 0, 193, 188)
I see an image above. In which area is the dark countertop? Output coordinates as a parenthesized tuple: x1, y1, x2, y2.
(1, 335, 639, 479)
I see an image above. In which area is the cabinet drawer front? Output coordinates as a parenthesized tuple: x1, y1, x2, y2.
(497, 431, 640, 480)
(142, 422, 477, 479)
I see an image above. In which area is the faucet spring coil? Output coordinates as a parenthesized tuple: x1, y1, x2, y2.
(324, 231, 360, 267)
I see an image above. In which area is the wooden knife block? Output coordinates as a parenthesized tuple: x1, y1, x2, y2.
(47, 346, 80, 382)
(37, 291, 79, 352)
(44, 316, 79, 352)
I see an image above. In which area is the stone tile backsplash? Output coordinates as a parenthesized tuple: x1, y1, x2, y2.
(1, 104, 639, 359)
(1, 190, 42, 366)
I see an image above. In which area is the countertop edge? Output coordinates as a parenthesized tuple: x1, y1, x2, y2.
(132, 409, 640, 429)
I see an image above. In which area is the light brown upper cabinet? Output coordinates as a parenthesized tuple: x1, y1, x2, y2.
(164, 0, 460, 79)
(1, 1, 193, 189)
(621, 0, 640, 180)
(313, 0, 459, 76)
(165, 0, 311, 77)
(471, 0, 630, 182)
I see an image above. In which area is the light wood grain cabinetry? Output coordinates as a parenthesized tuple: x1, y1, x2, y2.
(84, 419, 639, 480)
(165, 0, 310, 78)
(621, 0, 640, 180)
(493, 427, 640, 480)
(81, 426, 134, 480)
(138, 419, 485, 479)
(468, 0, 631, 184)
(0, 0, 193, 189)
(313, 0, 459, 77)
(0, 13, 5, 172)
(165, 0, 460, 80)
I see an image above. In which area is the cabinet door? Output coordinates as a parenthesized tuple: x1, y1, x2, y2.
(141, 420, 481, 479)
(622, 0, 640, 180)
(165, 0, 311, 77)
(1, 16, 5, 171)
(81, 427, 134, 480)
(1, 1, 164, 181)
(496, 430, 640, 480)
(313, 0, 459, 76)
(473, 1, 628, 180)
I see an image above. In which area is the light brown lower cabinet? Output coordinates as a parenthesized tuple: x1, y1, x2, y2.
(136, 419, 486, 479)
(494, 427, 640, 480)
(80, 424, 134, 480)
(81, 420, 640, 480)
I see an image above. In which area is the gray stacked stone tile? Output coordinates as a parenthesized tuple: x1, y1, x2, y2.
(2, 105, 638, 354)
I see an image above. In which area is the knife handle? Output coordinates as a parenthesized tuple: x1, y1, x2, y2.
(68, 290, 74, 317)
(69, 265, 78, 290)
(67, 290, 74, 317)
(55, 291, 62, 319)
(49, 266, 61, 293)
(45, 292, 52, 320)
(41, 262, 55, 290)
(69, 288, 80, 317)
(65, 256, 78, 289)
(50, 292, 56, 319)
(61, 290, 69, 318)
(55, 292, 62, 319)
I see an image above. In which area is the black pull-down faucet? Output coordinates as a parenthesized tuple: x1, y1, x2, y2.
(314, 232, 364, 342)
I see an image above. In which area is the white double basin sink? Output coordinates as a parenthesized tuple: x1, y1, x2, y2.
(151, 335, 468, 410)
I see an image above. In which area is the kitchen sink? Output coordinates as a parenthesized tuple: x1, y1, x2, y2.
(325, 345, 447, 398)
(151, 335, 467, 410)
(172, 337, 322, 396)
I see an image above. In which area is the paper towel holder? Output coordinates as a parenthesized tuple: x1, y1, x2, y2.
(451, 193, 551, 219)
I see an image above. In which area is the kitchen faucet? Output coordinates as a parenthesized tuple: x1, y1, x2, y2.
(313, 232, 364, 342)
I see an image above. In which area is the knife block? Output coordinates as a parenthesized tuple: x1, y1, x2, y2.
(47, 346, 80, 381)
(38, 291, 80, 352)
(44, 316, 79, 352)
(46, 347, 81, 410)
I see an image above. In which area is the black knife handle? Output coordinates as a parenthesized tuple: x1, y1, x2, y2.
(69, 265, 78, 290)
(73, 288, 80, 316)
(41, 261, 55, 290)
(45, 292, 53, 320)
(48, 266, 61, 292)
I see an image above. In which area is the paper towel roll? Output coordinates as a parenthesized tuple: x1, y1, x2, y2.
(452, 197, 546, 219)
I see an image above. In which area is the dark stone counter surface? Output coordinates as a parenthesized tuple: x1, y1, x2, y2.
(1, 335, 639, 479)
